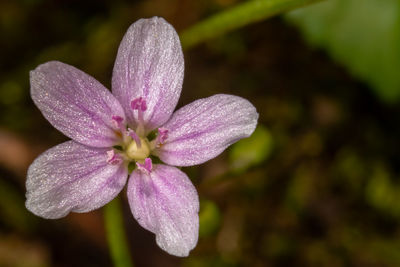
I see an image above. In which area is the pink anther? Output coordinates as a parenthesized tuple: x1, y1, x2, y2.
(111, 115, 124, 131)
(136, 158, 152, 174)
(130, 97, 147, 111)
(106, 150, 123, 165)
(130, 97, 147, 125)
(156, 128, 169, 147)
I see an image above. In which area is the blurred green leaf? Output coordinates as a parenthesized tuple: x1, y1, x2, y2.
(199, 199, 221, 238)
(180, 0, 324, 50)
(229, 125, 273, 173)
(287, 0, 400, 103)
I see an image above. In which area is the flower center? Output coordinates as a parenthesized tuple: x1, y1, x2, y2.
(126, 137, 150, 160)
(109, 113, 169, 170)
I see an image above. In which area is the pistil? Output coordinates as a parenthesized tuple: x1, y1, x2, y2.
(126, 137, 150, 161)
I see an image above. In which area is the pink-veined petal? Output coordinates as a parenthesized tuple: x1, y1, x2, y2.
(155, 94, 258, 166)
(112, 17, 184, 133)
(127, 163, 199, 257)
(30, 61, 126, 147)
(26, 141, 128, 219)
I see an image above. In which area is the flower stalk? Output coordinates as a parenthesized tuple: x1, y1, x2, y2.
(104, 196, 134, 267)
(180, 0, 325, 50)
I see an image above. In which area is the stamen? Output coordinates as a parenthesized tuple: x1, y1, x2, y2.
(106, 150, 123, 165)
(111, 115, 124, 132)
(130, 97, 147, 111)
(156, 128, 169, 147)
(136, 158, 152, 174)
(130, 97, 147, 127)
(127, 128, 141, 148)
(111, 115, 123, 127)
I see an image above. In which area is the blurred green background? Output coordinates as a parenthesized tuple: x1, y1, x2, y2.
(1, 0, 400, 266)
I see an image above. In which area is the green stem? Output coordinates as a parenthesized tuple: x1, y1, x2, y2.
(180, 0, 325, 50)
(104, 196, 134, 267)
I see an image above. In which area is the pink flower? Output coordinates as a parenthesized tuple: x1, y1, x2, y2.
(26, 17, 258, 256)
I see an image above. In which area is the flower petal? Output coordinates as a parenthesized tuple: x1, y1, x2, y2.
(155, 94, 258, 166)
(30, 61, 126, 147)
(127, 164, 199, 257)
(26, 141, 128, 219)
(112, 17, 184, 133)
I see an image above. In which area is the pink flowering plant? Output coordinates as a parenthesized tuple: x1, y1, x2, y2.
(26, 17, 258, 257)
